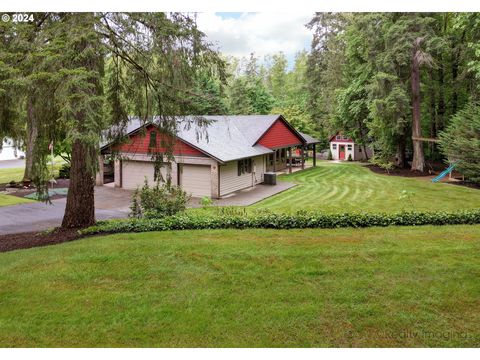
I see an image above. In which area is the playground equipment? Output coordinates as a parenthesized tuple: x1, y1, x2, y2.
(431, 162, 459, 183)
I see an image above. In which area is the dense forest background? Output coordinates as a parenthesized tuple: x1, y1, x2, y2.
(1, 13, 480, 229)
(203, 13, 480, 175)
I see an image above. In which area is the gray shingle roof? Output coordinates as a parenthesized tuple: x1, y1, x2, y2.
(103, 115, 318, 163)
(298, 131, 321, 145)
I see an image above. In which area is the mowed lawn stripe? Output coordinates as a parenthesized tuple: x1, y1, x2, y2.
(253, 162, 480, 213)
(0, 225, 479, 347)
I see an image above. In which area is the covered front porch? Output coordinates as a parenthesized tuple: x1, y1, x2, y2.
(265, 135, 320, 174)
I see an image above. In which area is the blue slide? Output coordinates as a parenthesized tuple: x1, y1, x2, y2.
(432, 162, 458, 183)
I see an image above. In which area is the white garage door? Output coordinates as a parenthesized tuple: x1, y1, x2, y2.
(122, 161, 168, 190)
(181, 164, 211, 197)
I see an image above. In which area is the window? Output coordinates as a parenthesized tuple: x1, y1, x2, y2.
(238, 158, 252, 176)
(332, 144, 337, 150)
(359, 148, 362, 153)
(347, 144, 352, 150)
(336, 135, 341, 140)
(342, 135, 348, 140)
(149, 131, 157, 148)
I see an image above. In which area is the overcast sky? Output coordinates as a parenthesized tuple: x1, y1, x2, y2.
(196, 12, 314, 68)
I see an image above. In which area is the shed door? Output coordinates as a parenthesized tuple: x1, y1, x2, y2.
(180, 164, 211, 197)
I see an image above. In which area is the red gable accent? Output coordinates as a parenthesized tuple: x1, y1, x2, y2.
(257, 119, 303, 149)
(329, 132, 353, 143)
(116, 125, 206, 157)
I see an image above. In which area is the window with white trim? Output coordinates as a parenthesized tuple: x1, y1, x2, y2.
(238, 158, 252, 176)
(332, 144, 337, 150)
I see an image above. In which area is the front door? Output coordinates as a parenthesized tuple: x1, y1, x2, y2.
(339, 145, 346, 160)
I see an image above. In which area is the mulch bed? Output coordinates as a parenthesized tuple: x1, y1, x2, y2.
(367, 163, 479, 190)
(0, 227, 85, 253)
(367, 164, 433, 177)
(3, 179, 70, 200)
(446, 181, 480, 190)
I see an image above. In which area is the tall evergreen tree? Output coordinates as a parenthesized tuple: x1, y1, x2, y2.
(1, 13, 226, 228)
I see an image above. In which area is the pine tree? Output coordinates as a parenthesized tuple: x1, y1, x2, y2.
(1, 13, 226, 228)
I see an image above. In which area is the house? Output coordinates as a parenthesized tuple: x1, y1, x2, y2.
(99, 115, 320, 198)
(0, 139, 25, 161)
(329, 132, 373, 161)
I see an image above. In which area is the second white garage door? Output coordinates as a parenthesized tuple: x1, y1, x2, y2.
(180, 164, 211, 197)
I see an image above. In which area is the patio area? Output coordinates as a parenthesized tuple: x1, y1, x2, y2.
(189, 180, 296, 207)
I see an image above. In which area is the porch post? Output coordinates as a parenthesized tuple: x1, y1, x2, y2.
(210, 162, 220, 199)
(313, 144, 317, 167)
(301, 146, 305, 170)
(95, 155, 104, 186)
(288, 147, 292, 173)
(114, 158, 122, 188)
(273, 149, 277, 172)
(170, 159, 178, 186)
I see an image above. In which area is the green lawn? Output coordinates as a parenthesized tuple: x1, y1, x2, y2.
(0, 167, 25, 184)
(0, 157, 65, 184)
(0, 194, 35, 207)
(1, 225, 480, 347)
(253, 162, 480, 213)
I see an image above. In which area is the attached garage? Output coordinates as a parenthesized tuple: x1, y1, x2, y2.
(180, 164, 211, 197)
(121, 161, 168, 190)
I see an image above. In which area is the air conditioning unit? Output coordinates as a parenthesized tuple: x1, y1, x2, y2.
(264, 172, 277, 185)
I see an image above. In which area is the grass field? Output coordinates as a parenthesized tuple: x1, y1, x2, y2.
(0, 157, 65, 184)
(0, 193, 35, 207)
(0, 167, 25, 185)
(252, 162, 480, 213)
(1, 225, 479, 347)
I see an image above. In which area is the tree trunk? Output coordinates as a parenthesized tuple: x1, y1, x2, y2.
(411, 41, 425, 172)
(395, 135, 406, 168)
(437, 54, 446, 132)
(61, 139, 96, 228)
(61, 14, 101, 229)
(429, 71, 437, 156)
(362, 144, 369, 161)
(451, 30, 466, 115)
(23, 96, 37, 181)
(357, 119, 369, 161)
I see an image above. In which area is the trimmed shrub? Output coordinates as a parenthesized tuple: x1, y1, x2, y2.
(347, 154, 353, 161)
(80, 209, 480, 236)
(130, 179, 191, 218)
(200, 196, 214, 209)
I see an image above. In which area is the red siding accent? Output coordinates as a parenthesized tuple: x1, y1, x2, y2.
(329, 132, 353, 143)
(115, 125, 205, 157)
(258, 119, 303, 149)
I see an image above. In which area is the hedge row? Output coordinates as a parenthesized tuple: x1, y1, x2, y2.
(80, 210, 480, 236)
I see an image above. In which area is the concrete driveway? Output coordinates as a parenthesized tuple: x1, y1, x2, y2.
(0, 186, 132, 235)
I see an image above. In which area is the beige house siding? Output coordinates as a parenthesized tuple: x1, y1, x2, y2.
(180, 164, 211, 197)
(220, 155, 266, 196)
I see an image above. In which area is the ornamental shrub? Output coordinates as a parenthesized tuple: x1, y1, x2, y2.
(130, 178, 191, 219)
